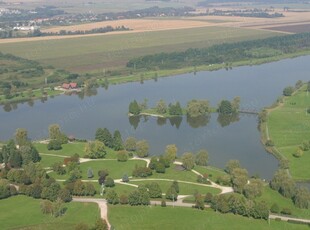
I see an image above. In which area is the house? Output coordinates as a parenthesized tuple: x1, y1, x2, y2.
(62, 82, 78, 90)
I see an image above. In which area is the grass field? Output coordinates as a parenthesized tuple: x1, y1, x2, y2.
(268, 85, 310, 180)
(0, 195, 100, 230)
(0, 27, 279, 73)
(108, 206, 310, 230)
(256, 186, 310, 219)
(129, 180, 221, 195)
(35, 142, 87, 157)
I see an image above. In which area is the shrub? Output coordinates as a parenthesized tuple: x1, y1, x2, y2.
(161, 200, 166, 207)
(117, 151, 129, 162)
(105, 177, 115, 188)
(47, 140, 62, 150)
(281, 208, 292, 215)
(270, 203, 280, 213)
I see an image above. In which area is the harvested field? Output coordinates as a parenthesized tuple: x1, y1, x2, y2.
(42, 19, 214, 33)
(0, 26, 279, 73)
(263, 23, 310, 33)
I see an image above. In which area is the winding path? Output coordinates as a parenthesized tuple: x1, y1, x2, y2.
(269, 214, 310, 224)
(72, 197, 111, 228)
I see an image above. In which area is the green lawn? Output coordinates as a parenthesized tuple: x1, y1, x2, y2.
(194, 165, 228, 180)
(36, 142, 118, 159)
(0, 27, 278, 73)
(147, 165, 199, 182)
(49, 159, 146, 180)
(40, 155, 66, 168)
(268, 85, 310, 180)
(0, 195, 100, 230)
(108, 206, 309, 230)
(129, 180, 221, 195)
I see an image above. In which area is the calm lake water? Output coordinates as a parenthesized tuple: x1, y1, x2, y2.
(1, 55, 310, 179)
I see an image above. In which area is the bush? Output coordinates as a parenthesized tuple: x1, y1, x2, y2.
(117, 151, 129, 162)
(132, 166, 152, 178)
(47, 140, 62, 150)
(270, 203, 280, 213)
(161, 200, 166, 207)
(105, 177, 115, 187)
(293, 148, 303, 158)
(122, 174, 129, 183)
(281, 208, 292, 215)
(155, 162, 166, 173)
(283, 86, 294, 96)
(265, 139, 274, 147)
(119, 194, 128, 205)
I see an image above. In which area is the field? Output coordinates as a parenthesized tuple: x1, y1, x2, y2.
(0, 26, 279, 73)
(268, 85, 310, 180)
(3, 0, 198, 14)
(108, 206, 310, 230)
(129, 180, 220, 195)
(264, 23, 310, 33)
(0, 195, 100, 230)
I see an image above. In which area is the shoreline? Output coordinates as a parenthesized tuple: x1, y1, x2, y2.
(1, 50, 310, 106)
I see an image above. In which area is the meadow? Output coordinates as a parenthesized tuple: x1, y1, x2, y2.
(268, 85, 310, 180)
(0, 195, 100, 230)
(0, 27, 279, 73)
(108, 206, 310, 230)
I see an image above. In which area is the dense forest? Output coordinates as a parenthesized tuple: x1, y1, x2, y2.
(127, 33, 310, 70)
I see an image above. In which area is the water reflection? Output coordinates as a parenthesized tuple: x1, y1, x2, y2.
(217, 113, 240, 127)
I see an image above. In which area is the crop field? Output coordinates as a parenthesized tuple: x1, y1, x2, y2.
(0, 26, 279, 73)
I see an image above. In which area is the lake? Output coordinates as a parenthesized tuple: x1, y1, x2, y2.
(1, 55, 310, 179)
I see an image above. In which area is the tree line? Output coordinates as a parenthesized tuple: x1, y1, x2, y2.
(127, 33, 310, 70)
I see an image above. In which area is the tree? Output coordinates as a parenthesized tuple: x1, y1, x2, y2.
(106, 189, 119, 204)
(181, 152, 195, 170)
(205, 192, 213, 203)
(225, 160, 241, 174)
(96, 128, 113, 148)
(41, 182, 61, 201)
(218, 100, 233, 115)
(15, 128, 28, 146)
(119, 194, 129, 205)
(122, 174, 129, 183)
(283, 86, 294, 96)
(186, 100, 210, 118)
(161, 199, 166, 207)
(84, 140, 106, 159)
(171, 180, 179, 193)
(19, 143, 41, 164)
(124, 137, 137, 151)
(231, 168, 248, 193)
(270, 203, 280, 213)
(58, 188, 72, 202)
(93, 218, 108, 230)
(40, 200, 53, 215)
(105, 177, 115, 187)
(168, 101, 183, 116)
(155, 162, 166, 173)
(293, 148, 303, 158)
(47, 139, 62, 150)
(166, 186, 178, 201)
(156, 99, 167, 114)
(164, 144, 177, 163)
(8, 150, 22, 168)
(117, 151, 128, 162)
(49, 124, 61, 140)
(195, 149, 208, 166)
(52, 162, 66, 175)
(128, 190, 140, 206)
(87, 168, 94, 178)
(136, 140, 149, 158)
(194, 193, 205, 210)
(231, 96, 241, 113)
(270, 170, 296, 198)
(293, 187, 310, 209)
(147, 182, 162, 198)
(129, 100, 141, 115)
(243, 178, 264, 199)
(113, 130, 124, 151)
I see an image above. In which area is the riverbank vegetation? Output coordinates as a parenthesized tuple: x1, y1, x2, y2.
(127, 32, 310, 71)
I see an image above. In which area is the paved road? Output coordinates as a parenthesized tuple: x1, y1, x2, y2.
(72, 197, 111, 228)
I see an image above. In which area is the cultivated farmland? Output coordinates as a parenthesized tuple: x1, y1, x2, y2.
(0, 26, 280, 73)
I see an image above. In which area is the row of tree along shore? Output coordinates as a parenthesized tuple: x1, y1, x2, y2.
(128, 97, 241, 118)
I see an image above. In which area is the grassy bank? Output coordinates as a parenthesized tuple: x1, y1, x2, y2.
(262, 84, 310, 181)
